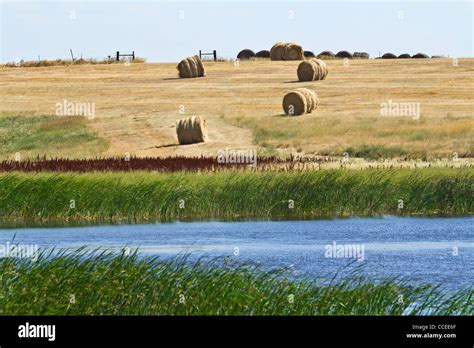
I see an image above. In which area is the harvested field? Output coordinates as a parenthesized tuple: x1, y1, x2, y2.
(0, 59, 473, 160)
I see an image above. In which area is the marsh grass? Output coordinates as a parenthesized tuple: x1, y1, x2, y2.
(0, 249, 471, 315)
(0, 168, 471, 225)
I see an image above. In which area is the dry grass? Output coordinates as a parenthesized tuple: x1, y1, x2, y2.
(0, 58, 472, 160)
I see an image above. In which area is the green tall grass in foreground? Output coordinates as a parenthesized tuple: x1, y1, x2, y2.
(0, 250, 472, 315)
(0, 168, 472, 225)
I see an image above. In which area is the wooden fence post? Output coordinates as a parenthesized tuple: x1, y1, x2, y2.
(116, 51, 120, 61)
(213, 50, 217, 61)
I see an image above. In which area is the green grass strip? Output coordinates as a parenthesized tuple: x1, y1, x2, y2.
(0, 168, 472, 225)
(0, 249, 471, 315)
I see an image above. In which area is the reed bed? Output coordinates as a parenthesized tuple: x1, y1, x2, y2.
(1, 156, 471, 173)
(0, 168, 471, 225)
(0, 156, 284, 173)
(0, 249, 471, 315)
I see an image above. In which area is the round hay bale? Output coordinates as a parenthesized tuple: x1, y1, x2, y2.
(237, 49, 255, 60)
(297, 59, 327, 82)
(255, 50, 270, 58)
(336, 51, 353, 59)
(193, 55, 205, 77)
(177, 58, 192, 78)
(382, 53, 397, 59)
(304, 50, 315, 58)
(176, 116, 208, 145)
(317, 50, 335, 58)
(297, 60, 316, 82)
(310, 58, 327, 80)
(398, 53, 411, 59)
(285, 43, 304, 60)
(270, 43, 286, 60)
(413, 53, 429, 59)
(282, 90, 307, 116)
(431, 55, 443, 59)
(186, 57, 198, 77)
(295, 88, 318, 113)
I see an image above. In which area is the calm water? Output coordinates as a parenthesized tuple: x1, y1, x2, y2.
(1, 216, 472, 291)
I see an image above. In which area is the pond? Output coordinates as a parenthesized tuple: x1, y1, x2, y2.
(1, 216, 472, 291)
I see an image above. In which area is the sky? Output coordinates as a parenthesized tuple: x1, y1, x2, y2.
(1, 0, 472, 63)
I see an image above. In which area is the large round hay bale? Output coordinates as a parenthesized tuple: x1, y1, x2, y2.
(177, 56, 205, 78)
(186, 57, 198, 77)
(297, 60, 316, 82)
(297, 59, 328, 82)
(336, 51, 353, 59)
(304, 50, 315, 58)
(317, 50, 335, 58)
(255, 50, 270, 58)
(283, 90, 307, 116)
(176, 116, 208, 145)
(270, 43, 286, 60)
(310, 58, 327, 80)
(193, 55, 205, 76)
(237, 49, 255, 60)
(285, 43, 304, 60)
(271, 42, 304, 60)
(398, 53, 411, 59)
(413, 53, 429, 58)
(177, 59, 192, 78)
(382, 53, 397, 59)
(295, 88, 318, 113)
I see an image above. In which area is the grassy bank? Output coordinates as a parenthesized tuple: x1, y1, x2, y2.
(0, 250, 471, 315)
(0, 168, 472, 225)
(0, 115, 108, 159)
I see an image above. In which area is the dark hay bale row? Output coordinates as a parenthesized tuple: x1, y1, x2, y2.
(413, 53, 429, 58)
(255, 50, 270, 58)
(398, 53, 411, 59)
(353, 52, 369, 59)
(304, 51, 315, 58)
(336, 51, 353, 59)
(382, 53, 397, 59)
(317, 50, 335, 58)
(237, 49, 256, 60)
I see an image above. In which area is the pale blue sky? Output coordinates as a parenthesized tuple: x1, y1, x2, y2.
(1, 0, 472, 63)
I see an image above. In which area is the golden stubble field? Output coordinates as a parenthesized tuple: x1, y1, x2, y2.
(0, 58, 473, 160)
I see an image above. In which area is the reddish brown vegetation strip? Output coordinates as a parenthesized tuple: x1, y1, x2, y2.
(0, 156, 300, 173)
